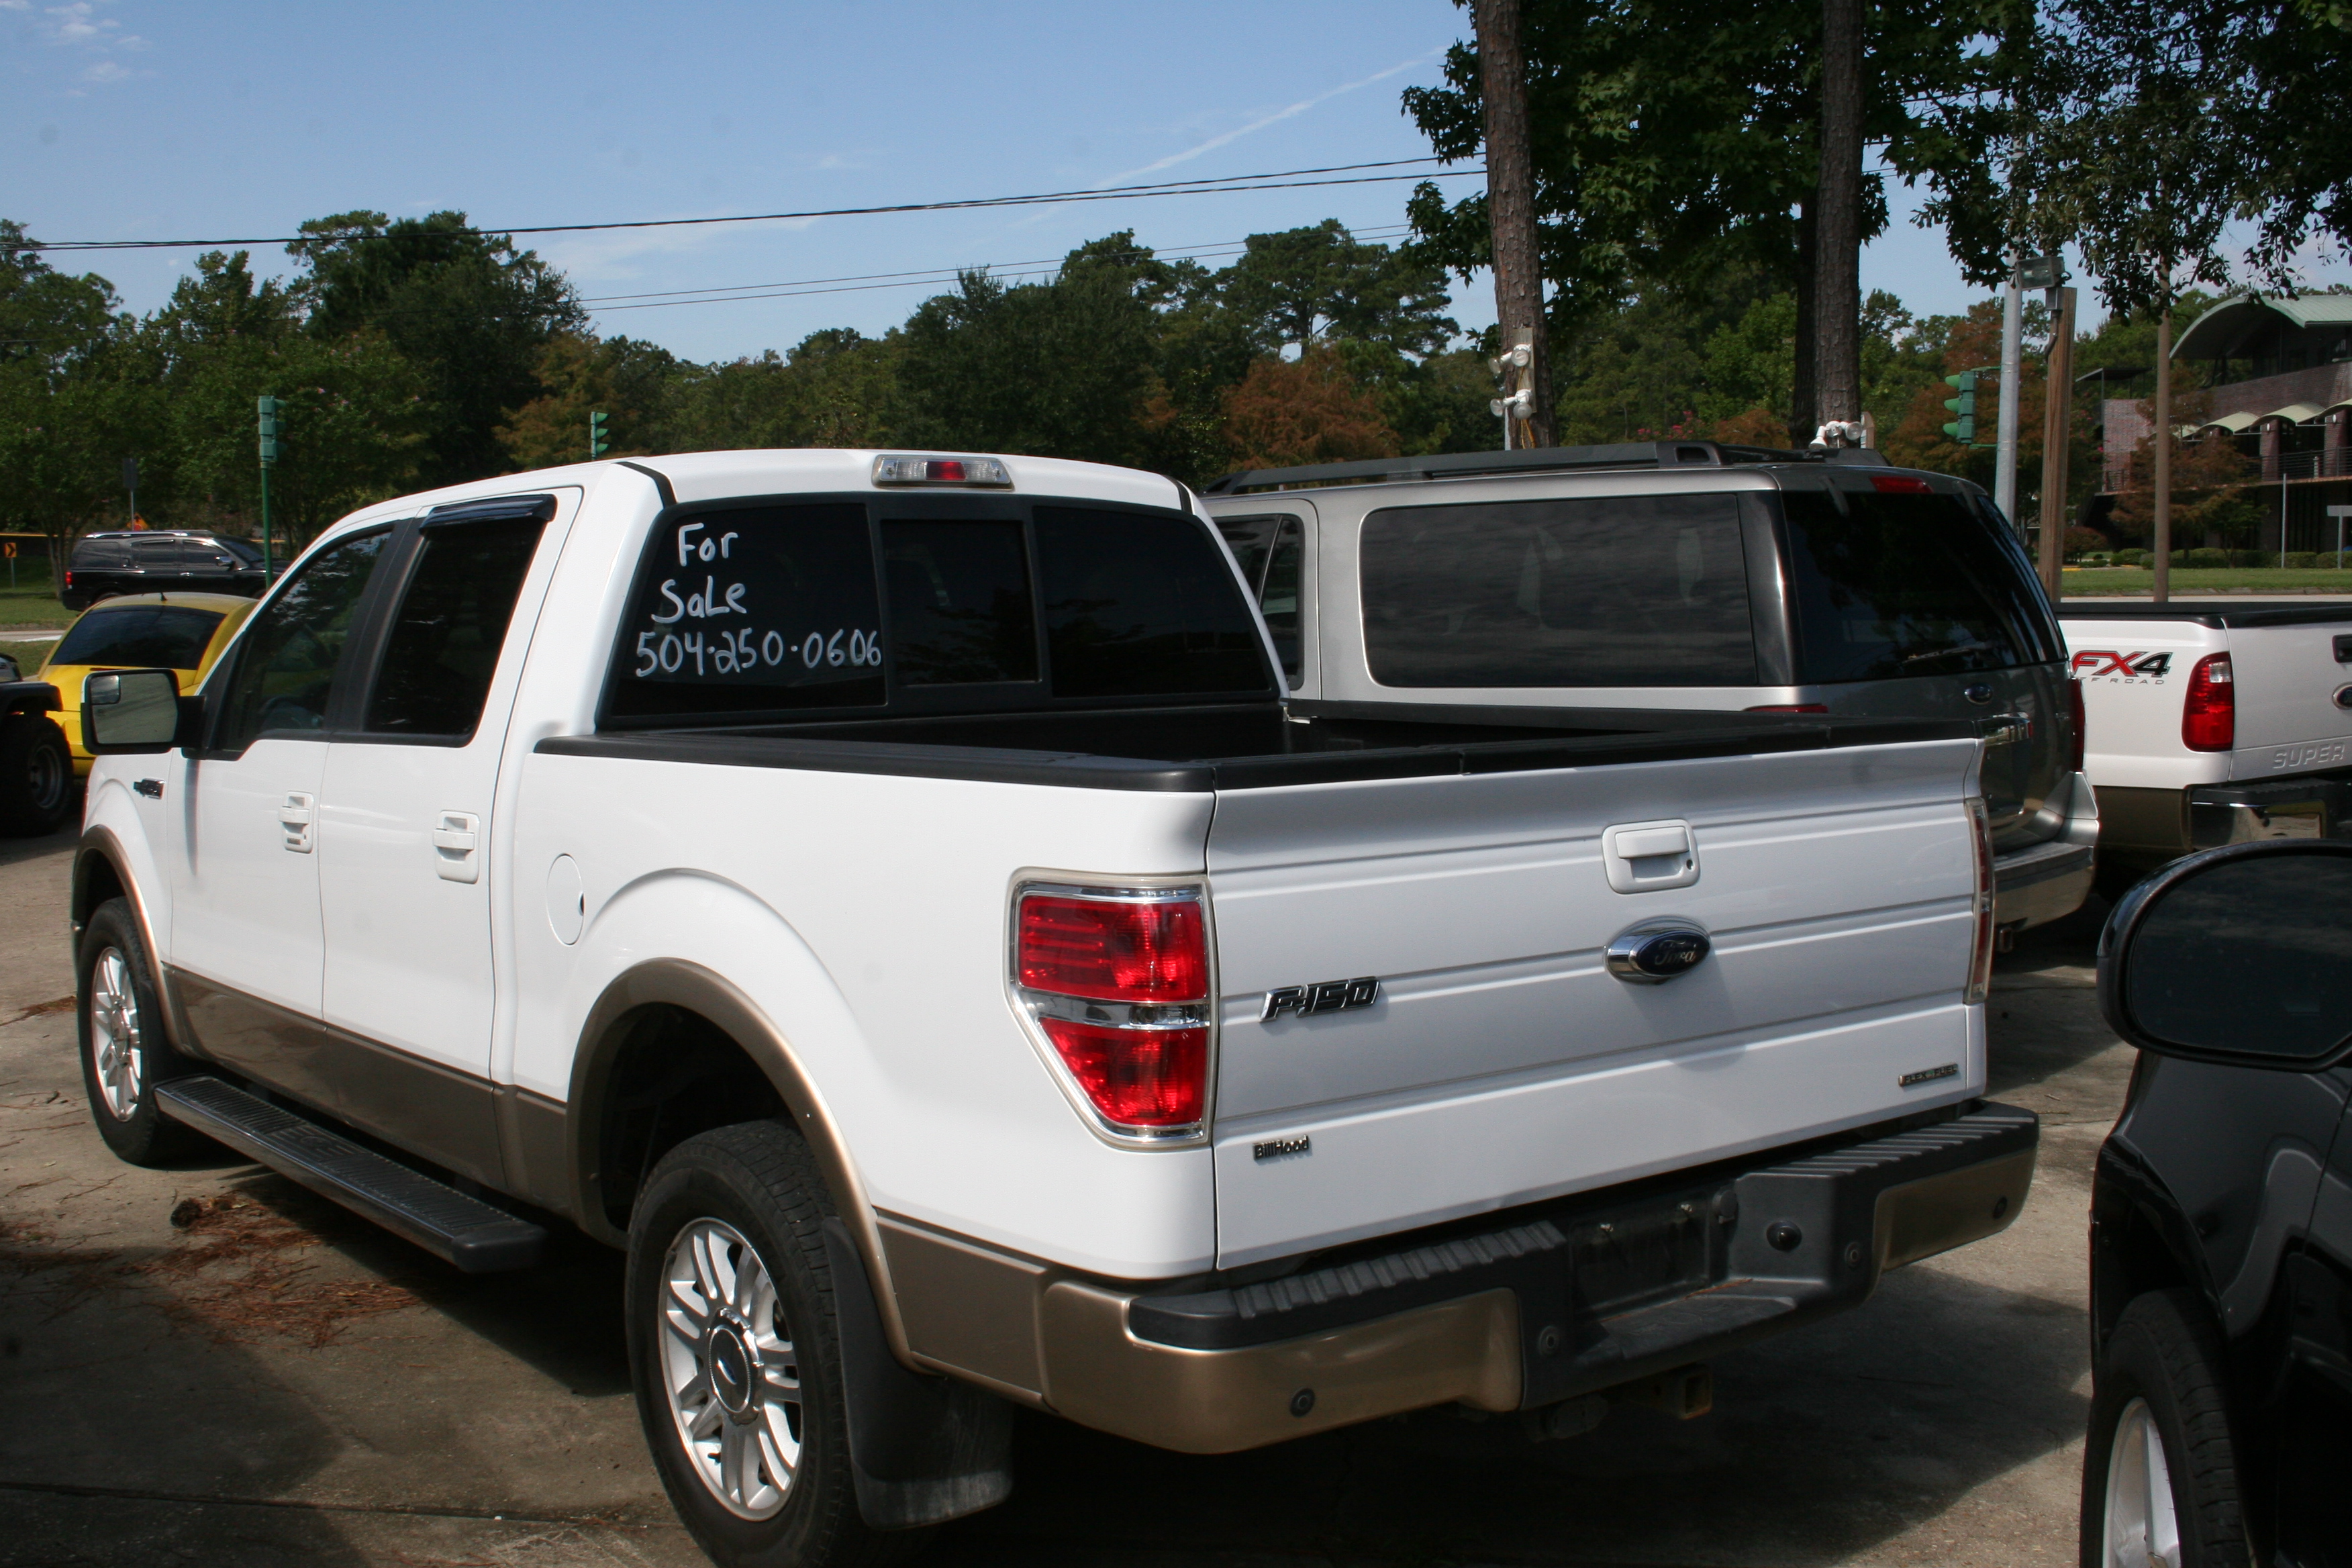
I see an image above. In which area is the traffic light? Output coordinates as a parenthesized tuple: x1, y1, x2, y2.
(589, 410, 610, 458)
(1942, 372, 1978, 444)
(257, 395, 282, 465)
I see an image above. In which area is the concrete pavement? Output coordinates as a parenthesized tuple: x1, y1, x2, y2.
(0, 828, 2128, 1567)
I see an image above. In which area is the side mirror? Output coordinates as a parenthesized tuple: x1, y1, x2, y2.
(83, 669, 201, 754)
(2099, 839, 2352, 1070)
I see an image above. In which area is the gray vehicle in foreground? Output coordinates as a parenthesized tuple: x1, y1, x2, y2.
(1203, 440, 2094, 936)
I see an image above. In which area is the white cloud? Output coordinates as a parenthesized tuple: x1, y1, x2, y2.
(1097, 56, 1429, 187)
(33, 1, 146, 60)
(79, 56, 128, 82)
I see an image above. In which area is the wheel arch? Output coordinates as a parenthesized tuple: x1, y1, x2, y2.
(72, 824, 195, 1052)
(566, 957, 915, 1363)
(2092, 1141, 2210, 1354)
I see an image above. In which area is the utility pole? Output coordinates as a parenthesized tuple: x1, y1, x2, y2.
(1471, 0, 1553, 448)
(2152, 311, 2172, 603)
(256, 395, 281, 580)
(2037, 283, 2077, 601)
(1996, 254, 2023, 524)
(1814, 0, 1864, 431)
(121, 458, 140, 530)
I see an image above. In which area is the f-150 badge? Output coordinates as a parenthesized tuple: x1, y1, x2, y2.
(1263, 977, 1380, 1020)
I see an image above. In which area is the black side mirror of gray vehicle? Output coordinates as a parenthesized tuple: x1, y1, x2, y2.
(83, 669, 203, 754)
(2099, 838, 2352, 1071)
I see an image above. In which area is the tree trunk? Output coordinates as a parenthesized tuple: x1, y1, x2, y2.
(1472, 0, 1555, 448)
(1789, 191, 1818, 446)
(1813, 0, 1864, 428)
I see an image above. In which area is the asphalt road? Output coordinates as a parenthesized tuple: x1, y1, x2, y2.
(0, 826, 2129, 1568)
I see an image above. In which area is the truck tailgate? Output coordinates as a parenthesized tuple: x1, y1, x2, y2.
(1205, 738, 1983, 1267)
(2224, 618, 2352, 767)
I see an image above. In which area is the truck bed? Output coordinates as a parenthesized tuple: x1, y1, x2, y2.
(544, 699, 1975, 791)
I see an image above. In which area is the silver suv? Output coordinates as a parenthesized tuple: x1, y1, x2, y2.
(1202, 440, 2094, 934)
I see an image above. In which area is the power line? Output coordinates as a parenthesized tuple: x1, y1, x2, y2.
(575, 226, 1420, 312)
(18, 160, 1479, 255)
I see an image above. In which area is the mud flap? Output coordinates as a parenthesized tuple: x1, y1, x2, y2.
(820, 1217, 1015, 1530)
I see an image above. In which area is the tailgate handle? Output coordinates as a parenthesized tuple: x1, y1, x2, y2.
(2334, 634, 2352, 664)
(1602, 819, 1700, 893)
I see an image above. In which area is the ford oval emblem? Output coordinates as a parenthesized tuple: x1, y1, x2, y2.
(1605, 920, 1712, 985)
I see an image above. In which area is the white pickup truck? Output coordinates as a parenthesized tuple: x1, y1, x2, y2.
(72, 450, 2038, 1568)
(2061, 600, 2352, 886)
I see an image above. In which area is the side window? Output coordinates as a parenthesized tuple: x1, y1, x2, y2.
(131, 537, 183, 570)
(213, 530, 392, 751)
(1358, 494, 1757, 688)
(360, 517, 548, 739)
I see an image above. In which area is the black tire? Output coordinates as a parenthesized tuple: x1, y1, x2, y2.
(77, 897, 205, 1165)
(2079, 1289, 2251, 1568)
(0, 716, 75, 838)
(627, 1121, 925, 1568)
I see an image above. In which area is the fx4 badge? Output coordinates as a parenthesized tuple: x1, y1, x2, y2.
(1263, 976, 1380, 1020)
(2071, 649, 2173, 681)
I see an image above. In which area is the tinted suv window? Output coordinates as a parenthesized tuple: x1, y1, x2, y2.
(362, 517, 546, 738)
(1360, 494, 1757, 687)
(130, 537, 183, 567)
(1215, 514, 1304, 685)
(52, 605, 225, 669)
(71, 538, 131, 569)
(1780, 487, 2054, 683)
(214, 530, 391, 749)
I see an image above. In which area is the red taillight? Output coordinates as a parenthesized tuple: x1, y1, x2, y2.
(1967, 797, 1996, 1004)
(1036, 1019, 1206, 1126)
(1871, 474, 1934, 494)
(1014, 887, 1211, 1136)
(62, 570, 73, 587)
(2067, 678, 2086, 773)
(1018, 895, 1206, 1002)
(1745, 703, 1829, 714)
(2182, 653, 2235, 752)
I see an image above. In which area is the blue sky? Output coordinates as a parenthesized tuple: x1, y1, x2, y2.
(7, 0, 2324, 362)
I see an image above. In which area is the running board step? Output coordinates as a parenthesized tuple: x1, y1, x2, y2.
(155, 1075, 546, 1273)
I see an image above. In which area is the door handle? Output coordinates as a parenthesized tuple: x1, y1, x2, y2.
(432, 811, 481, 883)
(279, 791, 314, 854)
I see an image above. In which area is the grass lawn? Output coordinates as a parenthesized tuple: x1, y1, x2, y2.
(1, 637, 62, 681)
(2061, 567, 2352, 595)
(0, 554, 66, 628)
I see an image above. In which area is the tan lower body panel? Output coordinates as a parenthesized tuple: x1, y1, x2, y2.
(1036, 1281, 1522, 1453)
(1875, 1147, 2038, 1270)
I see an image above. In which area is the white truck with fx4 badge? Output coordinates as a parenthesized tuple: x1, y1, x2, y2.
(69, 450, 2038, 1568)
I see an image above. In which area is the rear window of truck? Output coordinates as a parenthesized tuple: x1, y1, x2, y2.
(1779, 488, 2056, 682)
(602, 499, 1271, 724)
(53, 604, 226, 669)
(1359, 493, 1758, 687)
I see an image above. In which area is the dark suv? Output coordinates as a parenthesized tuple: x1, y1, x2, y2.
(61, 530, 268, 611)
(2087, 838, 2352, 1566)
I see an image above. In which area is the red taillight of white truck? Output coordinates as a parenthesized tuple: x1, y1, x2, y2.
(1013, 886, 1211, 1138)
(2182, 653, 2235, 752)
(1966, 797, 1996, 1005)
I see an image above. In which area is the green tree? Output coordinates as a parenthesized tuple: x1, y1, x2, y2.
(0, 222, 152, 579)
(895, 237, 1172, 468)
(664, 328, 904, 454)
(287, 211, 584, 489)
(1402, 0, 2024, 438)
(498, 332, 682, 469)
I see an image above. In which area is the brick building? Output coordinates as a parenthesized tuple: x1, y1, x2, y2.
(2100, 294, 2352, 550)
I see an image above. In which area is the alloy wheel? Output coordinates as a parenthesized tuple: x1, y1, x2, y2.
(24, 737, 64, 813)
(2102, 1395, 2182, 1568)
(88, 946, 144, 1121)
(658, 1217, 805, 1519)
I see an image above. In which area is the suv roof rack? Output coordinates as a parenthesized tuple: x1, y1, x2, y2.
(1200, 439, 1895, 495)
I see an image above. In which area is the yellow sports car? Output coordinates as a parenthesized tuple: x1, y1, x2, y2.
(40, 592, 256, 775)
